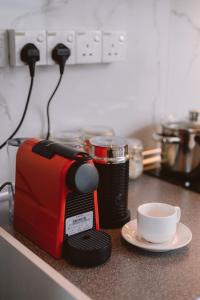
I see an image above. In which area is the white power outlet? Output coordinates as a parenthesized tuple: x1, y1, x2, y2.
(76, 31, 102, 64)
(9, 30, 47, 66)
(102, 31, 127, 63)
(0, 30, 8, 67)
(47, 31, 75, 65)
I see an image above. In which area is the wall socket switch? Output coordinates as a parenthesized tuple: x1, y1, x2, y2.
(9, 30, 47, 66)
(102, 31, 127, 63)
(5, 29, 127, 67)
(47, 30, 75, 65)
(0, 30, 8, 67)
(76, 31, 102, 64)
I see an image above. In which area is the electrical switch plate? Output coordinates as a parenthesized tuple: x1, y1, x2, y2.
(47, 30, 75, 65)
(76, 31, 102, 64)
(102, 31, 127, 63)
(9, 30, 47, 66)
(0, 30, 8, 67)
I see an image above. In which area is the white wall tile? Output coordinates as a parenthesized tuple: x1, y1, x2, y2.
(0, 0, 170, 182)
(167, 0, 200, 121)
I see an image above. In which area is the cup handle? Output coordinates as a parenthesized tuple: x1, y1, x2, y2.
(174, 206, 181, 223)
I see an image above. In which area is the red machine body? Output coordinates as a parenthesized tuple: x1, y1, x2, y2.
(14, 139, 100, 259)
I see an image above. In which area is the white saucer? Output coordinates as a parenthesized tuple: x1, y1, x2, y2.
(121, 219, 192, 252)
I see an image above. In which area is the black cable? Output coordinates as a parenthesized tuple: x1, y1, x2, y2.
(46, 74, 63, 140)
(45, 44, 70, 140)
(0, 181, 14, 195)
(0, 77, 34, 150)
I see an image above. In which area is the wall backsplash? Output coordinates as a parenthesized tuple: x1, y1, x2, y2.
(0, 0, 199, 183)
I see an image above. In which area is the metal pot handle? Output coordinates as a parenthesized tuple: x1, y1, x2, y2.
(153, 133, 181, 144)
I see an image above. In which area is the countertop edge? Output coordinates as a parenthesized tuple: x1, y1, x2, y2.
(0, 227, 92, 300)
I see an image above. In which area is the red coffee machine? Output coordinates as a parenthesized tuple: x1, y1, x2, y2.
(14, 139, 111, 267)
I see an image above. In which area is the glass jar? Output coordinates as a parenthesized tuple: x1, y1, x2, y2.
(128, 138, 143, 179)
(6, 137, 28, 222)
(81, 125, 115, 153)
(7, 137, 28, 183)
(50, 129, 84, 150)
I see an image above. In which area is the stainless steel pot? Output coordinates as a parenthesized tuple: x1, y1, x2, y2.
(153, 113, 200, 173)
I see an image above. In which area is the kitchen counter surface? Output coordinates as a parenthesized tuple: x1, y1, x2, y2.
(3, 175, 200, 300)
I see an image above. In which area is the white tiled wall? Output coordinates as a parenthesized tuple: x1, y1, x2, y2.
(0, 0, 199, 183)
(167, 0, 200, 120)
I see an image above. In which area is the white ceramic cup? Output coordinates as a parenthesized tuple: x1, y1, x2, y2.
(137, 202, 181, 243)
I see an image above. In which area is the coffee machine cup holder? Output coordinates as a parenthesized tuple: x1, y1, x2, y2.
(63, 229, 112, 267)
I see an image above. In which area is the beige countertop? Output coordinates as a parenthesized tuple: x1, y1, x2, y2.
(3, 175, 200, 300)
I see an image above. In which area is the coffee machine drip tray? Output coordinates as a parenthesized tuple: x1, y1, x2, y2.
(146, 167, 200, 193)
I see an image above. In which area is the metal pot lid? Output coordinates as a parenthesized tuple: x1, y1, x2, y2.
(162, 121, 200, 133)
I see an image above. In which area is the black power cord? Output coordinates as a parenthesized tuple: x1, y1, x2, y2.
(46, 74, 63, 140)
(0, 181, 14, 194)
(0, 43, 40, 150)
(46, 43, 71, 140)
(0, 78, 34, 150)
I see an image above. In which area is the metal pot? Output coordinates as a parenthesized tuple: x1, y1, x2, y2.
(153, 112, 200, 174)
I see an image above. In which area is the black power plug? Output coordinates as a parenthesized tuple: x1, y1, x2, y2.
(21, 43, 40, 78)
(52, 43, 71, 75)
